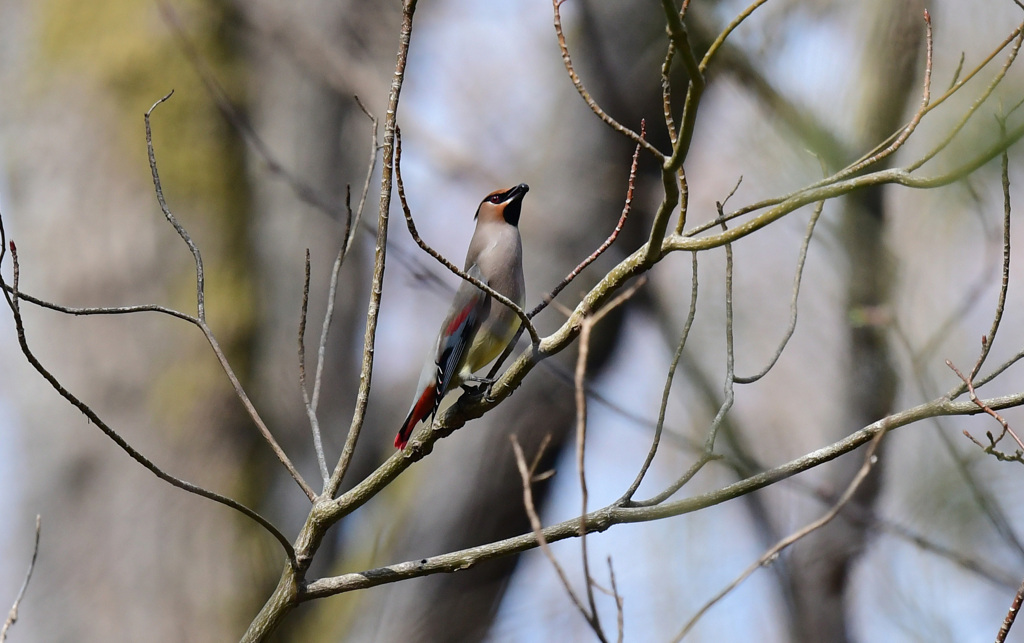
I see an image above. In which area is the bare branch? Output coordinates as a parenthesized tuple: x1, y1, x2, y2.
(322, 2, 417, 500)
(569, 277, 647, 643)
(685, 17, 1021, 241)
(146, 92, 206, 320)
(244, 2, 420, 639)
(306, 385, 1024, 601)
(1, 516, 40, 643)
(0, 288, 198, 323)
(147, 93, 317, 501)
(907, 21, 1023, 173)
(673, 428, 888, 640)
(734, 195, 825, 383)
(619, 252, 699, 505)
(0, 238, 298, 568)
(970, 119, 1013, 384)
(511, 435, 604, 640)
(302, 104, 379, 491)
(552, 0, 660, 157)
(574, 318, 606, 643)
(347, 97, 381, 255)
(662, 42, 678, 144)
(997, 577, 1024, 643)
(298, 250, 330, 485)
(528, 120, 645, 320)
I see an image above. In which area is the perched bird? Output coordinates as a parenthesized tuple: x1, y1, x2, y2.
(395, 183, 529, 449)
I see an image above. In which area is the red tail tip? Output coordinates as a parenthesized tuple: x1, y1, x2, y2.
(395, 385, 436, 449)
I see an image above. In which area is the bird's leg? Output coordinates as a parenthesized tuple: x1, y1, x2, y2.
(459, 374, 495, 396)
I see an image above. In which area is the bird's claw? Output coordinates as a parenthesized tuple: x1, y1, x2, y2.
(460, 377, 500, 403)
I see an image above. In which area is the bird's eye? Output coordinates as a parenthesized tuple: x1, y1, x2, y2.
(489, 194, 502, 204)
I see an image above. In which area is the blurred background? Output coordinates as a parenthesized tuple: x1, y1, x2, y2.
(1, 0, 1024, 641)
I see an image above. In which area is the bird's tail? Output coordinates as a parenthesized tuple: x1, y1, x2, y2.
(395, 384, 437, 449)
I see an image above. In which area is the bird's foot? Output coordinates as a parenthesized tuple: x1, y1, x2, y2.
(460, 377, 497, 402)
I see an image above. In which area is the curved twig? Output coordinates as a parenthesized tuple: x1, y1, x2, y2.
(552, 0, 661, 158)
(673, 428, 888, 641)
(1, 516, 40, 643)
(146, 92, 317, 501)
(529, 121, 644, 319)
(734, 196, 825, 384)
(0, 241, 298, 569)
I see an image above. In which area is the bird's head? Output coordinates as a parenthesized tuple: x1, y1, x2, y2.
(475, 183, 529, 226)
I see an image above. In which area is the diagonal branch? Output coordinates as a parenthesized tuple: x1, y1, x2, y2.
(511, 436, 605, 641)
(673, 428, 889, 640)
(734, 193, 825, 383)
(323, 0, 417, 500)
(528, 120, 644, 320)
(0, 234, 297, 568)
(1, 515, 40, 643)
(305, 387, 1024, 601)
(552, 0, 661, 158)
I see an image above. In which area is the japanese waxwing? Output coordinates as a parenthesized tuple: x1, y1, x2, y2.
(395, 183, 529, 449)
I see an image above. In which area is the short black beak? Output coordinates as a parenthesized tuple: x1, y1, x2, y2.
(503, 183, 529, 226)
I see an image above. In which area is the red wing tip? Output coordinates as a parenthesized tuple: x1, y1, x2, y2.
(394, 433, 408, 449)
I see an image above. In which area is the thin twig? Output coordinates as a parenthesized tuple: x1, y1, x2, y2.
(305, 104, 379, 491)
(699, 0, 770, 72)
(0, 289, 198, 323)
(324, 1, 416, 499)
(298, 250, 330, 485)
(0, 242, 298, 568)
(949, 133, 1018, 454)
(1, 516, 40, 643)
(835, 9, 934, 179)
(146, 92, 317, 501)
(146, 92, 205, 319)
(529, 120, 644, 319)
(706, 207, 737, 453)
(574, 317, 605, 642)
(552, 0, 660, 157)
(662, 42, 678, 144)
(619, 252, 699, 505)
(607, 557, 624, 643)
(673, 428, 888, 641)
(970, 118, 1012, 384)
(949, 358, 1024, 454)
(734, 194, 825, 383)
(907, 20, 1023, 173)
(347, 97, 380, 255)
(511, 435, 604, 640)
(997, 577, 1024, 643)
(305, 191, 355, 486)
(637, 205, 737, 507)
